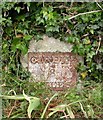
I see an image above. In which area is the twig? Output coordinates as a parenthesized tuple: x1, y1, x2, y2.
(70, 0, 74, 9)
(67, 99, 87, 106)
(63, 10, 103, 20)
(53, 3, 73, 11)
(95, 0, 103, 10)
(96, 35, 101, 55)
(53, 5, 69, 9)
(63, 111, 68, 118)
(7, 101, 17, 118)
(60, 114, 71, 119)
(81, 33, 89, 39)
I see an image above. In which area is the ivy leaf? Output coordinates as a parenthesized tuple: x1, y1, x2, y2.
(21, 45, 28, 55)
(90, 25, 99, 29)
(81, 71, 87, 79)
(90, 29, 94, 34)
(16, 15, 25, 21)
(99, 47, 103, 53)
(48, 12, 54, 20)
(46, 26, 59, 32)
(14, 43, 28, 55)
(15, 7, 21, 13)
(96, 64, 102, 70)
(23, 35, 32, 41)
(68, 36, 74, 43)
(87, 51, 95, 59)
(12, 37, 21, 45)
(83, 38, 91, 45)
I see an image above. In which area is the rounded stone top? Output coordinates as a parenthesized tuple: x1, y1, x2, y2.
(28, 35, 73, 52)
(20, 35, 77, 69)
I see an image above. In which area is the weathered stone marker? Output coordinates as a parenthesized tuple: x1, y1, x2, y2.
(20, 35, 82, 90)
(28, 52, 78, 91)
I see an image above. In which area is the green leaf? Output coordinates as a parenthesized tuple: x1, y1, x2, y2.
(68, 36, 74, 43)
(90, 29, 94, 34)
(23, 35, 32, 41)
(13, 43, 28, 55)
(28, 98, 40, 118)
(83, 38, 91, 45)
(99, 47, 103, 53)
(48, 12, 54, 20)
(23, 91, 40, 118)
(11, 38, 21, 52)
(96, 64, 102, 70)
(81, 15, 89, 22)
(90, 25, 99, 29)
(87, 51, 95, 59)
(21, 45, 28, 55)
(12, 38, 21, 45)
(15, 7, 21, 13)
(46, 26, 59, 32)
(16, 15, 25, 21)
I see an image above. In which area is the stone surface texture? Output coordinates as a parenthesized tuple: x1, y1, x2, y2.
(28, 52, 78, 90)
(20, 35, 73, 69)
(20, 35, 84, 90)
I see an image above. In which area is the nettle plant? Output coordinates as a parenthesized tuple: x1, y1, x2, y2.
(2, 2, 103, 82)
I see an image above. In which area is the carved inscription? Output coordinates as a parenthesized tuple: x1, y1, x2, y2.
(28, 52, 77, 90)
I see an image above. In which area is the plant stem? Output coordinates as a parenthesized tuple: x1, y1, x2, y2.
(41, 93, 58, 119)
(0, 95, 33, 100)
(68, 10, 102, 20)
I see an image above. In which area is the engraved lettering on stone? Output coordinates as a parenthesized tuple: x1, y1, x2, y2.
(28, 52, 77, 90)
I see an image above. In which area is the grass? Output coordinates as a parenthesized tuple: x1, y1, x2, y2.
(1, 69, 103, 118)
